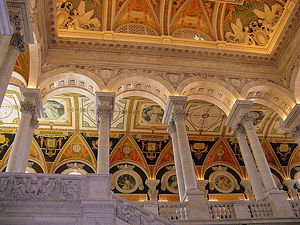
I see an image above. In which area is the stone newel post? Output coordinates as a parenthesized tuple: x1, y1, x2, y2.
(95, 92, 115, 174)
(6, 88, 43, 172)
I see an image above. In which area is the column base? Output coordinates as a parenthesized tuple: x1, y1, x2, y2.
(265, 189, 294, 218)
(183, 189, 210, 220)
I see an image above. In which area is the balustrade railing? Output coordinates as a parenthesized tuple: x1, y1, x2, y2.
(157, 202, 188, 221)
(246, 202, 273, 218)
(208, 202, 235, 219)
(289, 200, 300, 217)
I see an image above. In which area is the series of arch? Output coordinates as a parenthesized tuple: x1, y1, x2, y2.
(38, 67, 300, 120)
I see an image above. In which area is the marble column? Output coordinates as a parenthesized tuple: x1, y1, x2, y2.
(162, 96, 209, 220)
(0, 32, 25, 106)
(172, 108, 198, 193)
(95, 92, 115, 174)
(290, 126, 300, 146)
(234, 123, 266, 201)
(6, 88, 42, 172)
(241, 113, 278, 193)
(167, 120, 185, 201)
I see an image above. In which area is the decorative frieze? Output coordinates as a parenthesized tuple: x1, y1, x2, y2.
(0, 176, 79, 201)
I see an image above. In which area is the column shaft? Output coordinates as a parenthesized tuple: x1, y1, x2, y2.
(168, 120, 185, 201)
(174, 111, 198, 191)
(242, 114, 278, 192)
(6, 106, 33, 172)
(97, 111, 111, 174)
(290, 126, 300, 146)
(235, 124, 265, 201)
(0, 46, 20, 106)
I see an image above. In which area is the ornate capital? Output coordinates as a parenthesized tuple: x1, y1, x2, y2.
(9, 32, 26, 52)
(233, 123, 246, 137)
(172, 109, 186, 121)
(96, 105, 114, 120)
(240, 112, 253, 126)
(167, 120, 176, 135)
(20, 102, 37, 115)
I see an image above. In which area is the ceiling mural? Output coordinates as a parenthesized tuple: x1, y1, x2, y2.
(54, 0, 291, 47)
(56, 0, 102, 30)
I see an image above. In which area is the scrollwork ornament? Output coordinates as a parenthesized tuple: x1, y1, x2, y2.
(240, 113, 253, 126)
(172, 109, 187, 121)
(9, 32, 26, 52)
(233, 123, 246, 137)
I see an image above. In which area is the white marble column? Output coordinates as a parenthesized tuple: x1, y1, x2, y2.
(240, 180, 255, 201)
(167, 120, 185, 201)
(0, 32, 25, 106)
(241, 113, 278, 193)
(163, 96, 209, 220)
(6, 88, 42, 172)
(234, 123, 266, 201)
(145, 179, 160, 201)
(95, 92, 115, 174)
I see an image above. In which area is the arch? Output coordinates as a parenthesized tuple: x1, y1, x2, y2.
(110, 161, 149, 180)
(241, 82, 296, 119)
(178, 79, 238, 116)
(107, 75, 175, 109)
(203, 163, 243, 181)
(39, 70, 104, 102)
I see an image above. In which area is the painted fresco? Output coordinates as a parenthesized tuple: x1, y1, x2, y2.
(171, 0, 213, 38)
(39, 95, 74, 129)
(186, 101, 226, 134)
(0, 93, 20, 127)
(56, 0, 102, 31)
(79, 97, 128, 131)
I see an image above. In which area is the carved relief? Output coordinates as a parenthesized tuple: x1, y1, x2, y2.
(161, 166, 178, 194)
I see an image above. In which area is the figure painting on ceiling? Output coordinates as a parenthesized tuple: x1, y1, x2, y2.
(43, 100, 65, 120)
(117, 174, 136, 191)
(142, 105, 164, 124)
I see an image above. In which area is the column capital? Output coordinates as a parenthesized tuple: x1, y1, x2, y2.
(225, 100, 252, 128)
(167, 120, 176, 135)
(233, 123, 246, 137)
(20, 101, 36, 114)
(240, 112, 254, 127)
(96, 105, 114, 119)
(9, 32, 26, 52)
(172, 109, 186, 122)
